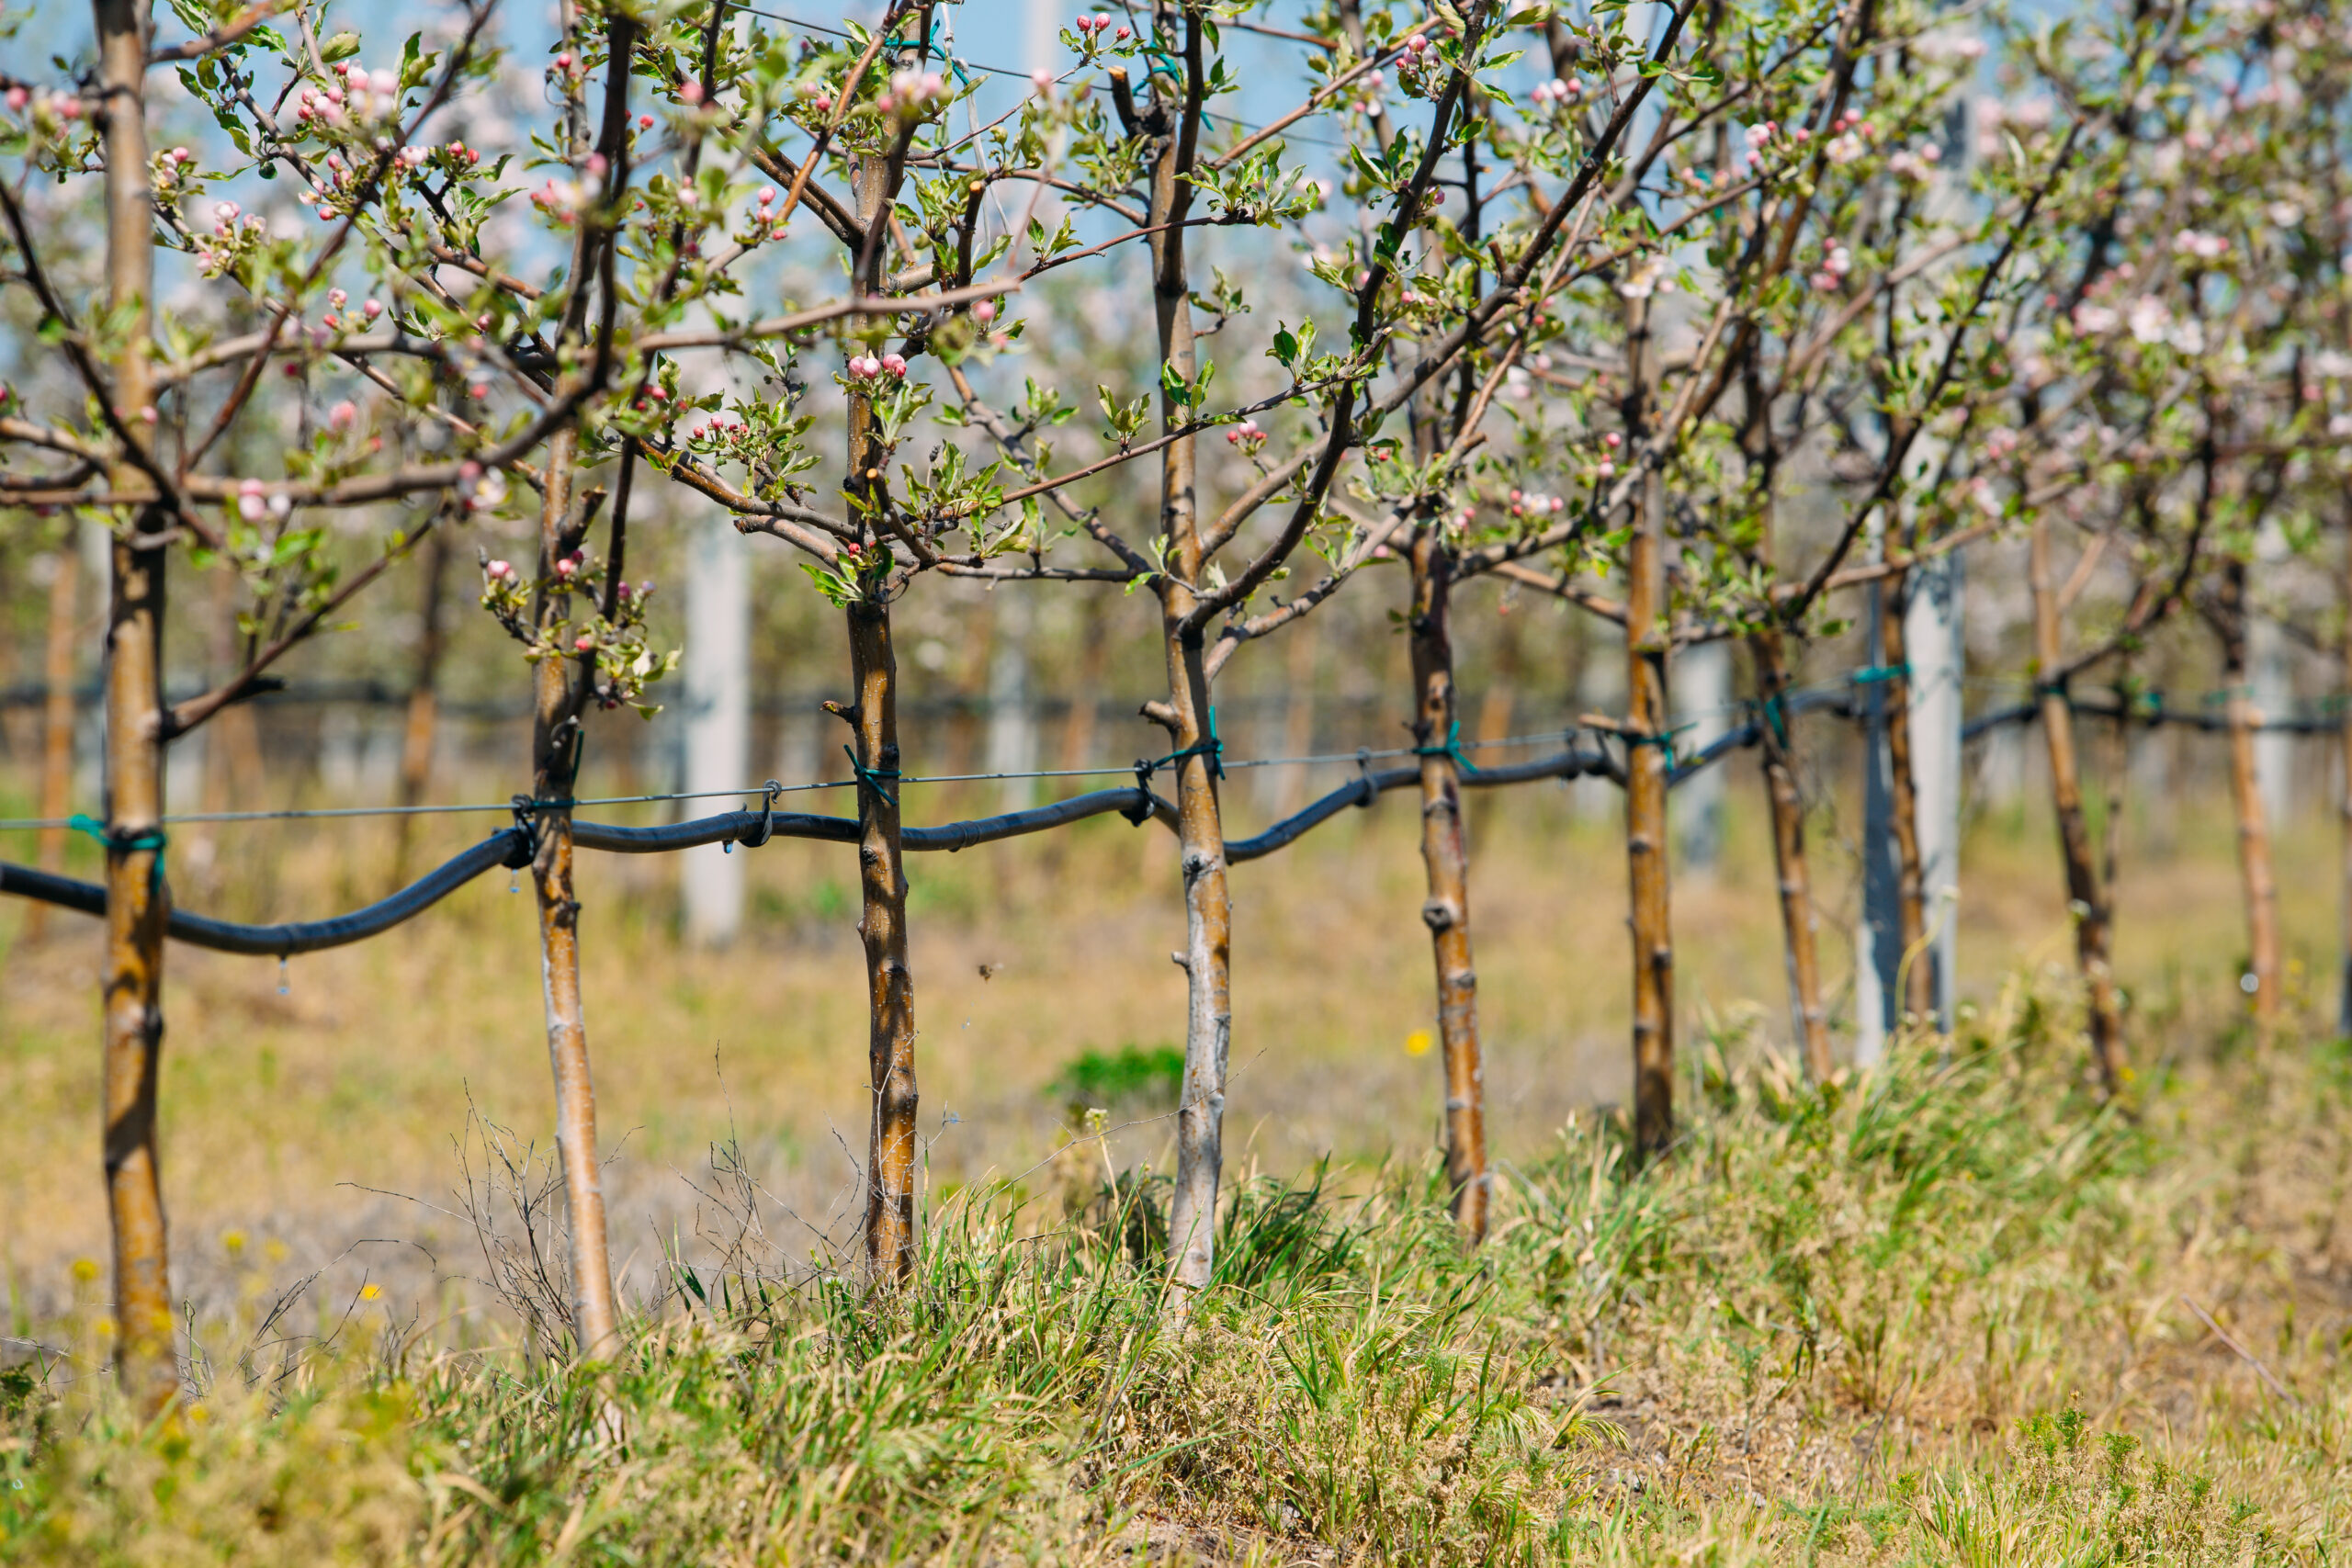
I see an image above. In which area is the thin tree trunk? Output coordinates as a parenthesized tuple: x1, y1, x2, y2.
(95, 0, 175, 1413)
(1408, 528, 1487, 1241)
(2219, 557, 2282, 1029)
(1149, 1, 1229, 1301)
(1623, 299, 1674, 1160)
(530, 425, 620, 1360)
(1879, 566, 1930, 1021)
(2029, 516, 2123, 1092)
(848, 601, 919, 1280)
(28, 542, 77, 942)
(1750, 628, 1834, 1081)
(523, 6, 632, 1359)
(392, 525, 453, 886)
(842, 48, 922, 1282)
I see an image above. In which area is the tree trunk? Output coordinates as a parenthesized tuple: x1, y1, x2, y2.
(1749, 628, 1834, 1081)
(1148, 2, 1229, 1302)
(93, 0, 178, 1415)
(1408, 528, 1487, 1241)
(392, 525, 452, 886)
(2029, 516, 2122, 1092)
(530, 426, 620, 1360)
(28, 540, 77, 943)
(842, 49, 922, 1284)
(2218, 557, 2282, 1030)
(1623, 303, 1674, 1160)
(1878, 567, 1930, 1021)
(848, 601, 920, 1282)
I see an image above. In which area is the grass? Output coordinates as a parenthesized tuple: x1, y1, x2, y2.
(3, 980, 2347, 1563)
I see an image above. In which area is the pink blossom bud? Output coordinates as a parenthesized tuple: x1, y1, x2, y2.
(757, 185, 775, 204)
(487, 558, 512, 579)
(973, 300, 996, 324)
(681, 80, 703, 104)
(329, 288, 347, 308)
(639, 113, 654, 130)
(5, 87, 27, 113)
(554, 51, 573, 69)
(239, 493, 266, 520)
(58, 97, 81, 119)
(1032, 68, 1054, 94)
(880, 353, 908, 377)
(1115, 26, 1129, 39)
(363, 299, 383, 320)
(330, 400, 357, 429)
(574, 633, 596, 651)
(557, 558, 578, 577)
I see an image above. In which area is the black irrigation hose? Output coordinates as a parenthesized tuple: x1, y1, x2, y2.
(0, 788, 1174, 957)
(1961, 695, 2348, 742)
(1227, 744, 1612, 863)
(0, 829, 532, 958)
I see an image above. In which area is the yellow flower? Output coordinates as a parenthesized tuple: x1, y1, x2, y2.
(222, 1229, 246, 1255)
(1405, 1030, 1434, 1057)
(70, 1258, 99, 1283)
(360, 1283, 381, 1301)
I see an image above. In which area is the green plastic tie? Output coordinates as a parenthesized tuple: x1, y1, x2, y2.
(1411, 717, 1480, 775)
(69, 814, 167, 889)
(843, 744, 903, 807)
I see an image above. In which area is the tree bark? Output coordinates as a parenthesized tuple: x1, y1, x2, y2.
(848, 601, 919, 1282)
(2218, 557, 2282, 1030)
(842, 38, 922, 1285)
(530, 425, 620, 1360)
(1878, 567, 1930, 1021)
(93, 0, 179, 1415)
(1749, 628, 1834, 1081)
(28, 539, 77, 943)
(1623, 301, 1674, 1160)
(1407, 528, 1487, 1241)
(392, 525, 453, 886)
(1148, 1, 1229, 1302)
(2029, 516, 2123, 1092)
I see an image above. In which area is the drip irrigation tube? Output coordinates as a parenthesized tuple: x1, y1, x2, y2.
(0, 739, 1784, 953)
(0, 788, 1172, 956)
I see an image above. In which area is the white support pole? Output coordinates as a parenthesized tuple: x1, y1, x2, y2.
(1855, 570, 1897, 1068)
(2254, 523, 2293, 824)
(1908, 548, 1964, 1030)
(1673, 639, 1730, 875)
(681, 510, 751, 947)
(986, 591, 1039, 811)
